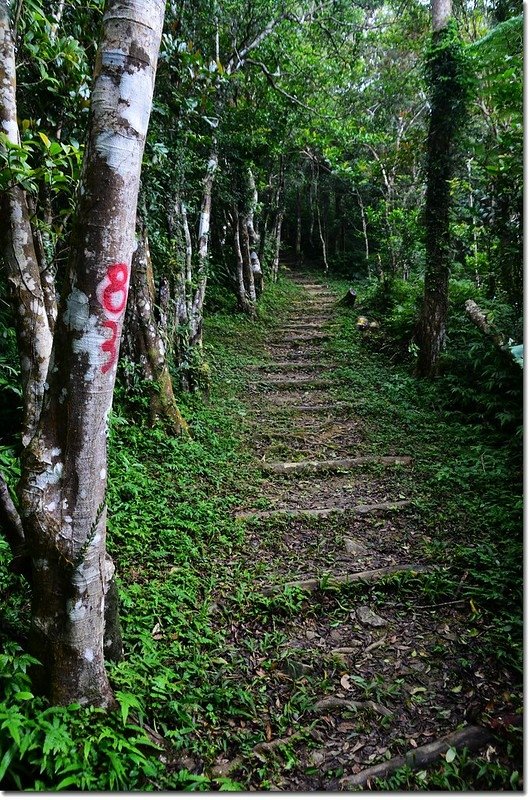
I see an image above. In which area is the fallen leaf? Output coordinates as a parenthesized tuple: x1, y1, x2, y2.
(340, 674, 352, 690)
(485, 745, 497, 761)
(337, 721, 356, 732)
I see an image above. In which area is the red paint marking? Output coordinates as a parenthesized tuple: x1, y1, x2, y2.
(98, 263, 129, 373)
(102, 262, 128, 315)
(101, 320, 118, 374)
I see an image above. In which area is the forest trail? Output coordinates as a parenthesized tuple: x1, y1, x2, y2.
(206, 271, 520, 790)
(238, 273, 420, 581)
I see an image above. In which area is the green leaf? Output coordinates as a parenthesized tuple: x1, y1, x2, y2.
(115, 690, 142, 726)
(0, 746, 15, 782)
(38, 131, 51, 148)
(55, 775, 80, 790)
(14, 691, 34, 701)
(445, 746, 457, 763)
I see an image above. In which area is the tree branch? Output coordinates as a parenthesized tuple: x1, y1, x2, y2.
(0, 472, 30, 577)
(246, 59, 325, 115)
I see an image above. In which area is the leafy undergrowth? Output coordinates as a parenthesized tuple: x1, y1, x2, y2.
(0, 271, 522, 790)
(0, 276, 304, 791)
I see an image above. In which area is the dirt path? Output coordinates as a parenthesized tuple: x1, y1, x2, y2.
(206, 272, 521, 790)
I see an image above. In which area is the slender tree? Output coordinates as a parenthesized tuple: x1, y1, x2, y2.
(416, 0, 468, 376)
(123, 216, 189, 432)
(0, 0, 165, 706)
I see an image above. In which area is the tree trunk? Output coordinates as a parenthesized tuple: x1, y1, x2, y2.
(416, 0, 467, 377)
(270, 157, 285, 282)
(239, 212, 257, 305)
(191, 149, 218, 347)
(295, 188, 302, 266)
(246, 169, 263, 298)
(232, 208, 252, 314)
(316, 202, 329, 273)
(0, 6, 54, 448)
(3, 0, 166, 707)
(271, 209, 284, 282)
(356, 190, 370, 276)
(126, 218, 188, 433)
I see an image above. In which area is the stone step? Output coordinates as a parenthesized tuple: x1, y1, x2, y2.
(246, 362, 330, 372)
(270, 333, 331, 344)
(260, 564, 431, 597)
(236, 499, 410, 522)
(261, 456, 412, 475)
(251, 377, 334, 390)
(291, 301, 335, 307)
(265, 345, 324, 354)
(279, 322, 333, 330)
(273, 403, 352, 413)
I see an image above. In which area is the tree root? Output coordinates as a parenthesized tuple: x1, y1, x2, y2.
(337, 721, 520, 789)
(210, 732, 303, 778)
(313, 695, 392, 718)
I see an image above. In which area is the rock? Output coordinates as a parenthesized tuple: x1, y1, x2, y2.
(344, 537, 368, 555)
(357, 606, 388, 627)
(284, 659, 312, 678)
(310, 750, 327, 767)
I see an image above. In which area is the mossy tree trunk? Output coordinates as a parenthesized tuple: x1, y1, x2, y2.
(124, 217, 188, 434)
(416, 0, 468, 377)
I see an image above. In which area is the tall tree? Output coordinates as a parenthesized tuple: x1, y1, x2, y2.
(416, 0, 469, 376)
(0, 0, 165, 705)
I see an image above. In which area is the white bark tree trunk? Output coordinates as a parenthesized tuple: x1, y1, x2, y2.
(245, 168, 263, 298)
(191, 149, 218, 347)
(0, 3, 54, 447)
(231, 207, 251, 313)
(4, 0, 165, 707)
(316, 202, 329, 273)
(295, 188, 302, 266)
(355, 190, 370, 276)
(432, 0, 451, 31)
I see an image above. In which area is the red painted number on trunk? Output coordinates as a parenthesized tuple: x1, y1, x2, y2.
(102, 263, 128, 315)
(98, 262, 129, 373)
(101, 320, 118, 374)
